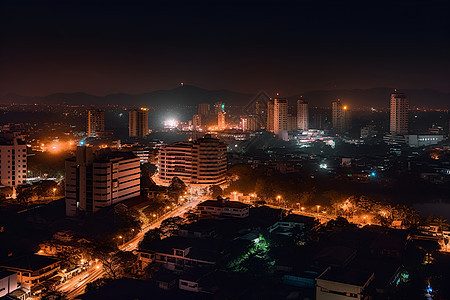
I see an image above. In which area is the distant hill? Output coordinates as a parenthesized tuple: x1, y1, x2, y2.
(1, 86, 449, 109)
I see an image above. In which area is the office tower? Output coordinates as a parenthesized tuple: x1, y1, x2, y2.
(297, 98, 309, 131)
(274, 98, 288, 137)
(158, 135, 227, 186)
(218, 111, 226, 130)
(198, 103, 210, 117)
(240, 117, 248, 131)
(0, 132, 27, 188)
(214, 102, 225, 114)
(267, 99, 275, 132)
(87, 109, 105, 137)
(332, 99, 350, 133)
(193, 114, 201, 130)
(65, 147, 141, 216)
(129, 108, 149, 138)
(390, 91, 409, 135)
(241, 115, 258, 131)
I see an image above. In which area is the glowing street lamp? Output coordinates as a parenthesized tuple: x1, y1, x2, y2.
(316, 205, 320, 216)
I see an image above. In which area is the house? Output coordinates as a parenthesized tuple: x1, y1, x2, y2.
(0, 255, 60, 292)
(269, 214, 316, 236)
(137, 236, 230, 271)
(197, 197, 249, 219)
(316, 267, 374, 300)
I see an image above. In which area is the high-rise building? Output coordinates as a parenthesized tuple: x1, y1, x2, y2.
(240, 117, 248, 131)
(65, 147, 141, 216)
(297, 98, 309, 131)
(218, 111, 226, 130)
(332, 99, 350, 133)
(198, 103, 210, 117)
(129, 108, 149, 138)
(0, 132, 27, 188)
(390, 91, 409, 135)
(274, 98, 288, 137)
(157, 135, 227, 186)
(241, 116, 258, 131)
(87, 109, 105, 137)
(267, 99, 275, 132)
(193, 114, 201, 130)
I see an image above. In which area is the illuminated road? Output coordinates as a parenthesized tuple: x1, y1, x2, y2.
(58, 196, 204, 299)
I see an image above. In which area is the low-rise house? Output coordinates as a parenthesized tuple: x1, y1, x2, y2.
(38, 230, 91, 256)
(269, 214, 316, 236)
(137, 236, 240, 271)
(197, 197, 249, 219)
(0, 255, 60, 291)
(316, 267, 374, 300)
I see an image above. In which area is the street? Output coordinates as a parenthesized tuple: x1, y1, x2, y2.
(57, 196, 204, 299)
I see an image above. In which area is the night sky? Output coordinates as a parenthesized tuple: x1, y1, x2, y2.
(1, 0, 449, 97)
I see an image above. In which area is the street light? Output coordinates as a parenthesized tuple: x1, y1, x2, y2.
(316, 205, 320, 217)
(52, 188, 57, 197)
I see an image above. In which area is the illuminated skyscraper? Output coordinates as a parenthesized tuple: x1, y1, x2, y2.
(332, 99, 350, 133)
(193, 114, 201, 130)
(390, 91, 409, 135)
(274, 98, 288, 138)
(297, 98, 309, 131)
(87, 109, 104, 137)
(218, 111, 226, 130)
(129, 108, 149, 138)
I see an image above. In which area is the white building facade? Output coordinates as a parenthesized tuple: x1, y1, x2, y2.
(0, 132, 27, 188)
(157, 135, 227, 186)
(65, 147, 140, 216)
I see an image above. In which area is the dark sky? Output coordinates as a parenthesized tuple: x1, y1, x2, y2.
(1, 0, 449, 96)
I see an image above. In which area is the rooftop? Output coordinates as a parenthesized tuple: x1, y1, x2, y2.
(318, 267, 374, 287)
(0, 254, 60, 272)
(140, 236, 231, 263)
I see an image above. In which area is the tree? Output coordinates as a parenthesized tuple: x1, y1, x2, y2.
(168, 177, 187, 202)
(114, 205, 143, 236)
(97, 251, 137, 280)
(159, 216, 185, 238)
(41, 287, 68, 300)
(85, 278, 113, 293)
(139, 228, 162, 250)
(209, 185, 223, 198)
